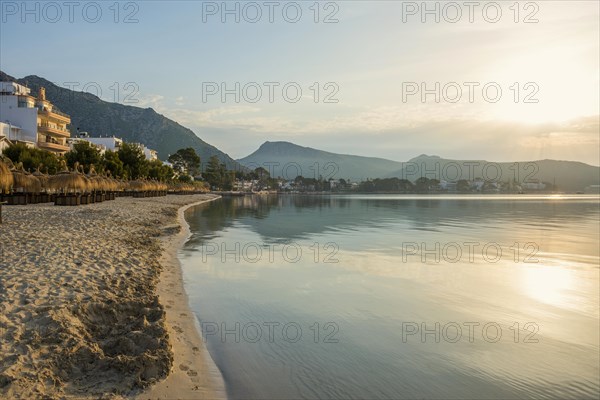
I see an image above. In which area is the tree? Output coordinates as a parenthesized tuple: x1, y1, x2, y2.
(2, 143, 62, 174)
(177, 174, 193, 183)
(398, 179, 414, 192)
(103, 150, 125, 178)
(457, 179, 470, 192)
(254, 167, 271, 190)
(168, 148, 201, 176)
(255, 167, 269, 180)
(415, 177, 431, 193)
(358, 180, 375, 192)
(148, 159, 175, 181)
(222, 170, 235, 191)
(118, 142, 148, 179)
(204, 155, 223, 189)
(65, 141, 103, 173)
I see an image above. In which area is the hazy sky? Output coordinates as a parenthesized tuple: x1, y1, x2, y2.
(1, 1, 598, 164)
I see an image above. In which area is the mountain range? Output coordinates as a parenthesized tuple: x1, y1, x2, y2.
(2, 72, 598, 191)
(0, 71, 239, 169)
(238, 141, 600, 192)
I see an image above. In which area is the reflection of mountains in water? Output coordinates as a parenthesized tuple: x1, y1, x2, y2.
(184, 195, 600, 244)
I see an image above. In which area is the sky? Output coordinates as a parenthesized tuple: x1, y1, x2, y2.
(1, 0, 599, 165)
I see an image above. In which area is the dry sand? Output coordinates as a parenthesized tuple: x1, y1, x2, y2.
(0, 195, 226, 400)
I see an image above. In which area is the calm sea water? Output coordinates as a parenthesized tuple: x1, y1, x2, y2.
(180, 195, 600, 400)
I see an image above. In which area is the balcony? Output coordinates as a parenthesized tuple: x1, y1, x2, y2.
(38, 108, 71, 123)
(38, 124, 70, 137)
(38, 140, 70, 153)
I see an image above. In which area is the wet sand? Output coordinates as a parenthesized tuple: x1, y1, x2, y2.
(0, 195, 225, 399)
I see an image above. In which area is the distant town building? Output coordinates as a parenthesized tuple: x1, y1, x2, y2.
(470, 178, 485, 191)
(439, 180, 457, 192)
(522, 179, 546, 190)
(584, 185, 600, 194)
(0, 82, 71, 154)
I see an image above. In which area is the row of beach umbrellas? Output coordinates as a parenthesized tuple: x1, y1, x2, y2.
(0, 158, 196, 194)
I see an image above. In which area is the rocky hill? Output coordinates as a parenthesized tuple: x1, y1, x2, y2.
(0, 71, 239, 169)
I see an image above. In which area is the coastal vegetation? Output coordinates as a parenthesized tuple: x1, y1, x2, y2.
(0, 143, 210, 209)
(3, 142, 196, 182)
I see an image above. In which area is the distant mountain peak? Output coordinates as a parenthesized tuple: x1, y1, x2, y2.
(410, 154, 441, 161)
(252, 141, 324, 157)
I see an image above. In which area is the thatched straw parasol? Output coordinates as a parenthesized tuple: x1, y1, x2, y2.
(76, 164, 93, 192)
(113, 176, 126, 191)
(12, 163, 41, 193)
(48, 162, 88, 193)
(129, 179, 147, 192)
(102, 171, 118, 192)
(32, 165, 49, 191)
(87, 165, 109, 192)
(0, 158, 13, 193)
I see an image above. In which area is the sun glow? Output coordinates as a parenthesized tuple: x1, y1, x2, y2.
(521, 264, 575, 308)
(485, 46, 599, 125)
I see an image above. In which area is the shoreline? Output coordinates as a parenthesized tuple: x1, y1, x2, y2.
(0, 194, 225, 399)
(138, 196, 226, 400)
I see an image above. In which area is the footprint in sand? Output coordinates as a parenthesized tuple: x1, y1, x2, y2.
(173, 326, 183, 333)
(187, 369, 198, 377)
(179, 364, 189, 371)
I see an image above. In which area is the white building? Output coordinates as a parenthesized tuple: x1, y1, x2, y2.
(67, 137, 107, 154)
(85, 136, 124, 152)
(0, 122, 13, 153)
(0, 83, 38, 146)
(0, 82, 71, 154)
(439, 180, 458, 191)
(522, 179, 546, 190)
(82, 135, 158, 161)
(0, 121, 32, 146)
(141, 145, 158, 161)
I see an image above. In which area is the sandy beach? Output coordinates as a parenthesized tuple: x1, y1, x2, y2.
(0, 194, 225, 399)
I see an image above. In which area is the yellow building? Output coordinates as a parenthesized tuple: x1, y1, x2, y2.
(35, 87, 71, 154)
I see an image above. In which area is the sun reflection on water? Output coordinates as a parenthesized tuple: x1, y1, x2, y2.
(520, 263, 575, 308)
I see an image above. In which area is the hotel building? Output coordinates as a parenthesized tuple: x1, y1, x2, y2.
(0, 82, 71, 154)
